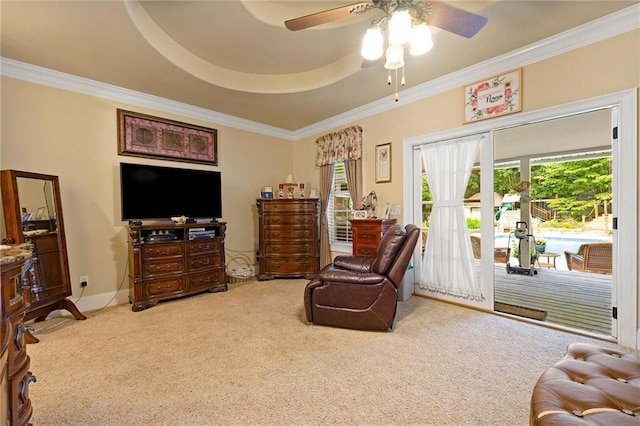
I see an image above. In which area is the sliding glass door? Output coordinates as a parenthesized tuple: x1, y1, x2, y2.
(404, 90, 637, 347)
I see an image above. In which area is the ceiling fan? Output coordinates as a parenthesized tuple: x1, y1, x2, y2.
(285, 0, 488, 101)
(284, 0, 488, 39)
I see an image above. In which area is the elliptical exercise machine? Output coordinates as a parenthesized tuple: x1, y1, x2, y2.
(506, 221, 537, 276)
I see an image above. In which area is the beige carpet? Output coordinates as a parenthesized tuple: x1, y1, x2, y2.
(26, 278, 625, 425)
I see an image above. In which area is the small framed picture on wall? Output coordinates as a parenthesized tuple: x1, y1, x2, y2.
(375, 143, 391, 183)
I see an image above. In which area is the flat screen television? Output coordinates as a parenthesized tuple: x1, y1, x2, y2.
(120, 162, 222, 221)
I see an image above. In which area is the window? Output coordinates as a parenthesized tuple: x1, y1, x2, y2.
(328, 162, 353, 251)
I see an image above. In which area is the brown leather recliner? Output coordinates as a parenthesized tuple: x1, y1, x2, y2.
(304, 224, 420, 331)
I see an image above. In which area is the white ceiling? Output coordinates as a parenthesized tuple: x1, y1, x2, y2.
(1, 1, 637, 131)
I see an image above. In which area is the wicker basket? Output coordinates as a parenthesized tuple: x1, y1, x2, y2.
(226, 254, 254, 283)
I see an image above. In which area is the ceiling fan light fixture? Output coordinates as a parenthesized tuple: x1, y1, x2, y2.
(388, 9, 412, 45)
(361, 27, 384, 61)
(384, 44, 405, 70)
(409, 23, 433, 56)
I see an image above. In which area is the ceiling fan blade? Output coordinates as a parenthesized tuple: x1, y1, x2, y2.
(429, 2, 488, 38)
(285, 2, 371, 31)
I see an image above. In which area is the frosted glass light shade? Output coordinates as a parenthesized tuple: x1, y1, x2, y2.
(384, 44, 405, 70)
(410, 23, 433, 56)
(388, 10, 412, 45)
(361, 27, 384, 60)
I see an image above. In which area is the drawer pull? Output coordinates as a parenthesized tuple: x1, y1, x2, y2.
(14, 324, 34, 350)
(195, 259, 211, 267)
(194, 276, 212, 285)
(151, 264, 175, 273)
(19, 372, 37, 404)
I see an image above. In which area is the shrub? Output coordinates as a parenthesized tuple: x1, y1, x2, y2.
(466, 218, 481, 229)
(539, 219, 579, 230)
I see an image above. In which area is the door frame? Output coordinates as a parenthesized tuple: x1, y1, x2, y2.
(403, 89, 637, 348)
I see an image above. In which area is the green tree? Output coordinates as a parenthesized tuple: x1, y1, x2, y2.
(532, 158, 611, 220)
(494, 167, 521, 196)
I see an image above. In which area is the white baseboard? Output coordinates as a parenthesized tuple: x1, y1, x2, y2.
(44, 289, 130, 319)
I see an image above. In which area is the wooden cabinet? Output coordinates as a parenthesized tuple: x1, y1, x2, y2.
(350, 219, 397, 257)
(1, 245, 36, 426)
(256, 199, 319, 280)
(127, 222, 227, 311)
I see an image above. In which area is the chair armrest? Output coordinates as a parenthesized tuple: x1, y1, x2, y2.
(318, 268, 385, 285)
(333, 255, 374, 273)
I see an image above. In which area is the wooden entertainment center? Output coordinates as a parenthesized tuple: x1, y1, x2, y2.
(127, 222, 227, 311)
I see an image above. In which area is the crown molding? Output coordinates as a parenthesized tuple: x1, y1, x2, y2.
(1, 4, 638, 142)
(293, 3, 640, 140)
(0, 58, 295, 141)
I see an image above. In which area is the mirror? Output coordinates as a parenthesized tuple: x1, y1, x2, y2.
(1, 170, 85, 343)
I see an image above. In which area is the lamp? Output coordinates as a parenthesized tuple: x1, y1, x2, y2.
(361, 27, 384, 60)
(388, 9, 412, 45)
(384, 44, 404, 69)
(360, 1, 435, 102)
(410, 23, 433, 56)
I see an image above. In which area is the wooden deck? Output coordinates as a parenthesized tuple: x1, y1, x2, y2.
(493, 265, 612, 336)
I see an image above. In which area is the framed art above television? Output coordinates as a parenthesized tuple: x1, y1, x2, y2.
(117, 109, 218, 165)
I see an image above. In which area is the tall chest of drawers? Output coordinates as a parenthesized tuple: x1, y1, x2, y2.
(256, 198, 320, 280)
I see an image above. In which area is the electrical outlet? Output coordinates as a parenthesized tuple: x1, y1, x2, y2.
(80, 275, 89, 288)
(390, 204, 401, 215)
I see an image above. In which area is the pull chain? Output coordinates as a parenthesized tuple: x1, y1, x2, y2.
(387, 67, 406, 102)
(394, 68, 399, 102)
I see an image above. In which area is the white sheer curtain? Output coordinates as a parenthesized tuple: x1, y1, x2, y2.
(418, 135, 483, 300)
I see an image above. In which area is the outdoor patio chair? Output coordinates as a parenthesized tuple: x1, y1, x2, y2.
(470, 235, 510, 264)
(564, 242, 612, 275)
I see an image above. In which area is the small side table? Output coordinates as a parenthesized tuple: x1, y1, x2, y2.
(350, 218, 397, 258)
(537, 252, 559, 269)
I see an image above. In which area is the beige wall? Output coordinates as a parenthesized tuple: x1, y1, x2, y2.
(1, 30, 638, 313)
(293, 30, 639, 338)
(294, 30, 639, 247)
(0, 78, 293, 307)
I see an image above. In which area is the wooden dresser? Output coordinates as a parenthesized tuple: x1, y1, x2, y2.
(256, 198, 320, 280)
(127, 222, 227, 311)
(350, 218, 397, 257)
(0, 244, 36, 426)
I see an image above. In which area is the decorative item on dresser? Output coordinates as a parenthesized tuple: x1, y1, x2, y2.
(256, 198, 320, 280)
(0, 170, 86, 344)
(350, 218, 397, 258)
(127, 222, 227, 311)
(0, 243, 37, 426)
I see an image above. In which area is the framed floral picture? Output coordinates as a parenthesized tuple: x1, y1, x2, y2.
(117, 109, 218, 165)
(375, 143, 391, 183)
(464, 68, 522, 123)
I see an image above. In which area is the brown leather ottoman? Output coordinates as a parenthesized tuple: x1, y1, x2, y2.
(530, 343, 640, 425)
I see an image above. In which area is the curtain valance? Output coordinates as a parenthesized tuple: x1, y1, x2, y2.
(315, 125, 363, 166)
